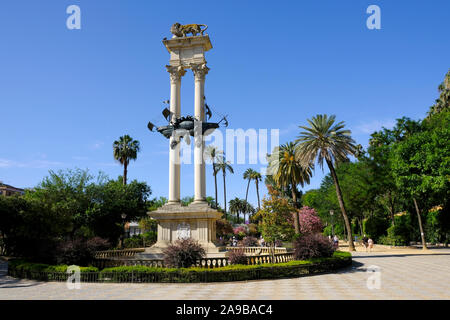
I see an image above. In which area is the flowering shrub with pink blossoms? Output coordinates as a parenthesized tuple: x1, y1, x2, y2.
(233, 226, 247, 239)
(292, 206, 323, 235)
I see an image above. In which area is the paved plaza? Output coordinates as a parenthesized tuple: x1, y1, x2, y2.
(1, 249, 449, 300)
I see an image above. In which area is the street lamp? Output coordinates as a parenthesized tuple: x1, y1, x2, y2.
(330, 210, 334, 237)
(121, 213, 127, 249)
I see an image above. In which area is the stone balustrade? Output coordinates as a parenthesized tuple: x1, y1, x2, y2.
(225, 246, 288, 254)
(94, 248, 145, 259)
(93, 251, 294, 269)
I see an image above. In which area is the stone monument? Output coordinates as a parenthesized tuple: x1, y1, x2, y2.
(142, 23, 222, 257)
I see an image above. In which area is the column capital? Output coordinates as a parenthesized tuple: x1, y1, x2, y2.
(191, 63, 209, 81)
(166, 65, 186, 83)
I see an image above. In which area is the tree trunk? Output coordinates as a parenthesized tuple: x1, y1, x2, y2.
(213, 163, 218, 209)
(386, 205, 395, 226)
(291, 182, 300, 234)
(255, 179, 261, 211)
(223, 171, 227, 218)
(342, 216, 348, 239)
(326, 159, 355, 251)
(123, 162, 128, 185)
(413, 198, 427, 250)
(245, 179, 250, 202)
(357, 216, 363, 236)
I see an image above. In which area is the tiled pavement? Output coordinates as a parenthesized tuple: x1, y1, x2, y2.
(1, 250, 449, 300)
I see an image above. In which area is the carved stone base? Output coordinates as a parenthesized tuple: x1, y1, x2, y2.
(142, 202, 223, 256)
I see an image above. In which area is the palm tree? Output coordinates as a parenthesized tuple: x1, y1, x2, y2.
(268, 142, 313, 234)
(113, 135, 141, 185)
(243, 168, 255, 202)
(251, 171, 262, 211)
(242, 200, 255, 223)
(205, 145, 223, 208)
(229, 198, 254, 223)
(295, 114, 357, 251)
(215, 156, 234, 217)
(229, 197, 242, 223)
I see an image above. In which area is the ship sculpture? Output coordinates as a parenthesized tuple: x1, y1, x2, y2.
(147, 100, 228, 149)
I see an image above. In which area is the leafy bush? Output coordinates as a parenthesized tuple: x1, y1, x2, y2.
(233, 226, 247, 240)
(293, 233, 335, 260)
(8, 259, 98, 276)
(247, 223, 259, 236)
(424, 207, 450, 244)
(241, 236, 258, 247)
(143, 231, 157, 246)
(253, 189, 296, 244)
(363, 216, 390, 242)
(216, 219, 234, 237)
(56, 237, 110, 265)
(162, 238, 206, 268)
(378, 215, 412, 246)
(123, 236, 143, 249)
(227, 248, 248, 265)
(378, 235, 404, 246)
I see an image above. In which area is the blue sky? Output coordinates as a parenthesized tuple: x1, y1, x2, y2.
(1, 0, 449, 209)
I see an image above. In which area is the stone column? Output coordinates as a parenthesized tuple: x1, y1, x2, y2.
(192, 63, 209, 203)
(166, 65, 185, 204)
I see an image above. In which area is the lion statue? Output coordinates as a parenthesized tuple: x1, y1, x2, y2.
(170, 23, 208, 38)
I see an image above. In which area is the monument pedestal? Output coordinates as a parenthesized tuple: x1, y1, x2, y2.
(140, 202, 223, 258)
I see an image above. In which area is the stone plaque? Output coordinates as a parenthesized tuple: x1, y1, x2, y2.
(176, 222, 191, 240)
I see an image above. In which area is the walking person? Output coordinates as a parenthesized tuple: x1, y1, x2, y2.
(333, 235, 339, 249)
(368, 238, 374, 253)
(362, 234, 369, 252)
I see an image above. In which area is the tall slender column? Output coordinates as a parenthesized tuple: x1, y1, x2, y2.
(166, 65, 185, 204)
(192, 63, 209, 203)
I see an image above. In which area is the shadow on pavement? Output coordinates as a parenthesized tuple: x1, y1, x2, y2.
(0, 277, 42, 289)
(0, 262, 42, 289)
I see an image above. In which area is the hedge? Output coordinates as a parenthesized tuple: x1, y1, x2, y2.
(7, 259, 99, 282)
(8, 251, 351, 283)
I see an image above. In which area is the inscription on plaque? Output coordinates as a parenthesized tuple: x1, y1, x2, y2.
(176, 222, 191, 240)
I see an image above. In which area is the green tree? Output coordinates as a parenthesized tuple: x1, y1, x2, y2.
(23, 168, 104, 238)
(243, 168, 255, 202)
(333, 161, 374, 236)
(253, 188, 296, 260)
(27, 169, 151, 246)
(427, 69, 450, 118)
(229, 198, 253, 223)
(229, 198, 243, 223)
(113, 134, 141, 185)
(252, 171, 262, 211)
(215, 156, 234, 217)
(390, 113, 450, 249)
(148, 196, 168, 211)
(268, 142, 313, 234)
(295, 114, 357, 250)
(243, 168, 262, 210)
(365, 117, 421, 225)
